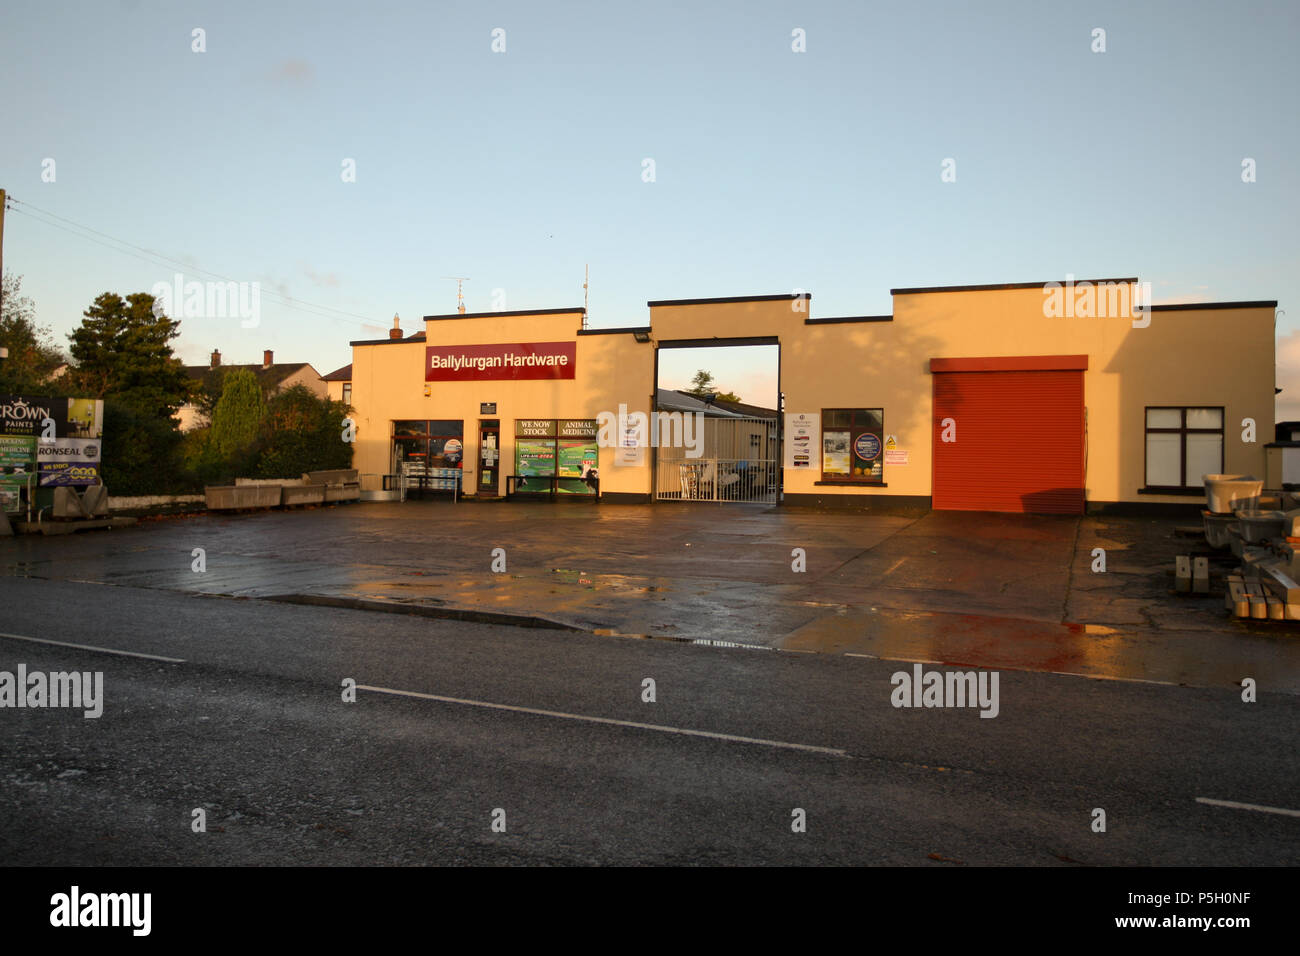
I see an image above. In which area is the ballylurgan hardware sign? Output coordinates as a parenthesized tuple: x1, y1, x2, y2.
(426, 342, 576, 382)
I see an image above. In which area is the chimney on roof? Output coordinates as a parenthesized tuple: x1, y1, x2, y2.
(263, 349, 273, 369)
(390, 314, 402, 340)
(210, 349, 221, 369)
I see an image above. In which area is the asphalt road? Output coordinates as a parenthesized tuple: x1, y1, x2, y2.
(1, 576, 1296, 865)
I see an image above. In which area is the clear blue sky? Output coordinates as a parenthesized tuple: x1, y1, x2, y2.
(2, 0, 1296, 413)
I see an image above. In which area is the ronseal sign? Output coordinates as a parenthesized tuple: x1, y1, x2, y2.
(426, 342, 576, 382)
(38, 438, 101, 487)
(36, 438, 101, 464)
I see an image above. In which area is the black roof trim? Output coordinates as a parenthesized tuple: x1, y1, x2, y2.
(1147, 300, 1277, 312)
(350, 336, 422, 346)
(646, 293, 810, 307)
(891, 278, 1140, 295)
(804, 315, 893, 325)
(422, 307, 586, 321)
(576, 326, 652, 336)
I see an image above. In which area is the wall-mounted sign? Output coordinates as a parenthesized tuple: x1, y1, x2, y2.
(618, 417, 646, 467)
(516, 419, 557, 437)
(559, 419, 597, 439)
(784, 412, 818, 469)
(426, 342, 576, 382)
(883, 434, 908, 465)
(480, 402, 497, 414)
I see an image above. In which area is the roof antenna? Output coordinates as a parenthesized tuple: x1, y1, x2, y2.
(582, 263, 589, 329)
(442, 276, 470, 314)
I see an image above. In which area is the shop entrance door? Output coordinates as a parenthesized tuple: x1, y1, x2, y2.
(477, 420, 500, 496)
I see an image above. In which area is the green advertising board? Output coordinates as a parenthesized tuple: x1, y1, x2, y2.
(0, 435, 35, 469)
(515, 438, 556, 477)
(0, 435, 35, 513)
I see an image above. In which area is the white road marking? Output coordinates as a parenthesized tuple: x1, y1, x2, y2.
(0, 632, 185, 663)
(1047, 670, 1179, 687)
(844, 652, 1182, 687)
(846, 653, 943, 665)
(1195, 797, 1300, 818)
(357, 684, 847, 756)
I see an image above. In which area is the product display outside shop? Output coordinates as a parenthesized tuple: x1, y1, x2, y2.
(0, 396, 105, 512)
(0, 435, 35, 512)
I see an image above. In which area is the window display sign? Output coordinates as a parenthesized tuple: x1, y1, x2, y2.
(558, 441, 597, 478)
(514, 419, 598, 494)
(823, 431, 851, 475)
(822, 408, 884, 481)
(854, 433, 881, 462)
(515, 439, 556, 476)
(426, 342, 576, 382)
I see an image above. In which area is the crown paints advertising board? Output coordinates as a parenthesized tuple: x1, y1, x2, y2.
(426, 343, 576, 382)
(0, 395, 68, 437)
(0, 397, 105, 508)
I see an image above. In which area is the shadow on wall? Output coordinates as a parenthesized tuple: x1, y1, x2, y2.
(784, 318, 956, 457)
(1020, 487, 1085, 515)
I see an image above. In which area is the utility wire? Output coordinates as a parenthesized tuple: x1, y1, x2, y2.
(6, 196, 388, 331)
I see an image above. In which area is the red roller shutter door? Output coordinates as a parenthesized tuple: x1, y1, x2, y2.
(931, 362, 1085, 514)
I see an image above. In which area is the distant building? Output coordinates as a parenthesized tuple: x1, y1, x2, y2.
(675, 390, 777, 419)
(176, 349, 326, 432)
(321, 363, 353, 408)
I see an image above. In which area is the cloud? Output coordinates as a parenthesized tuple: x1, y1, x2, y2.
(267, 59, 314, 86)
(302, 265, 341, 289)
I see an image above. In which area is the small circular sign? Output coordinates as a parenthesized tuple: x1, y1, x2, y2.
(854, 434, 881, 461)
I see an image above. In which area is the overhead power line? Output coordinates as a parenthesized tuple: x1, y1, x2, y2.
(6, 196, 388, 331)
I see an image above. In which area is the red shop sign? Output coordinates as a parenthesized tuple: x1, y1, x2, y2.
(426, 342, 576, 382)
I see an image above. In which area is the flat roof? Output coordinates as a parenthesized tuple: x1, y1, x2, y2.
(646, 293, 810, 307)
(576, 326, 652, 336)
(422, 307, 586, 321)
(1147, 300, 1277, 311)
(804, 315, 892, 325)
(891, 278, 1140, 295)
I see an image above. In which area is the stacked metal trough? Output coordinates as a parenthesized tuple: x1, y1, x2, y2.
(1201, 475, 1300, 620)
(204, 470, 361, 511)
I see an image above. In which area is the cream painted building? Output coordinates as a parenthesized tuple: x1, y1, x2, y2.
(344, 278, 1276, 514)
(177, 349, 327, 432)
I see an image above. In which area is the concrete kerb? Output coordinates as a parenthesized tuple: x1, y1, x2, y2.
(261, 593, 587, 631)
